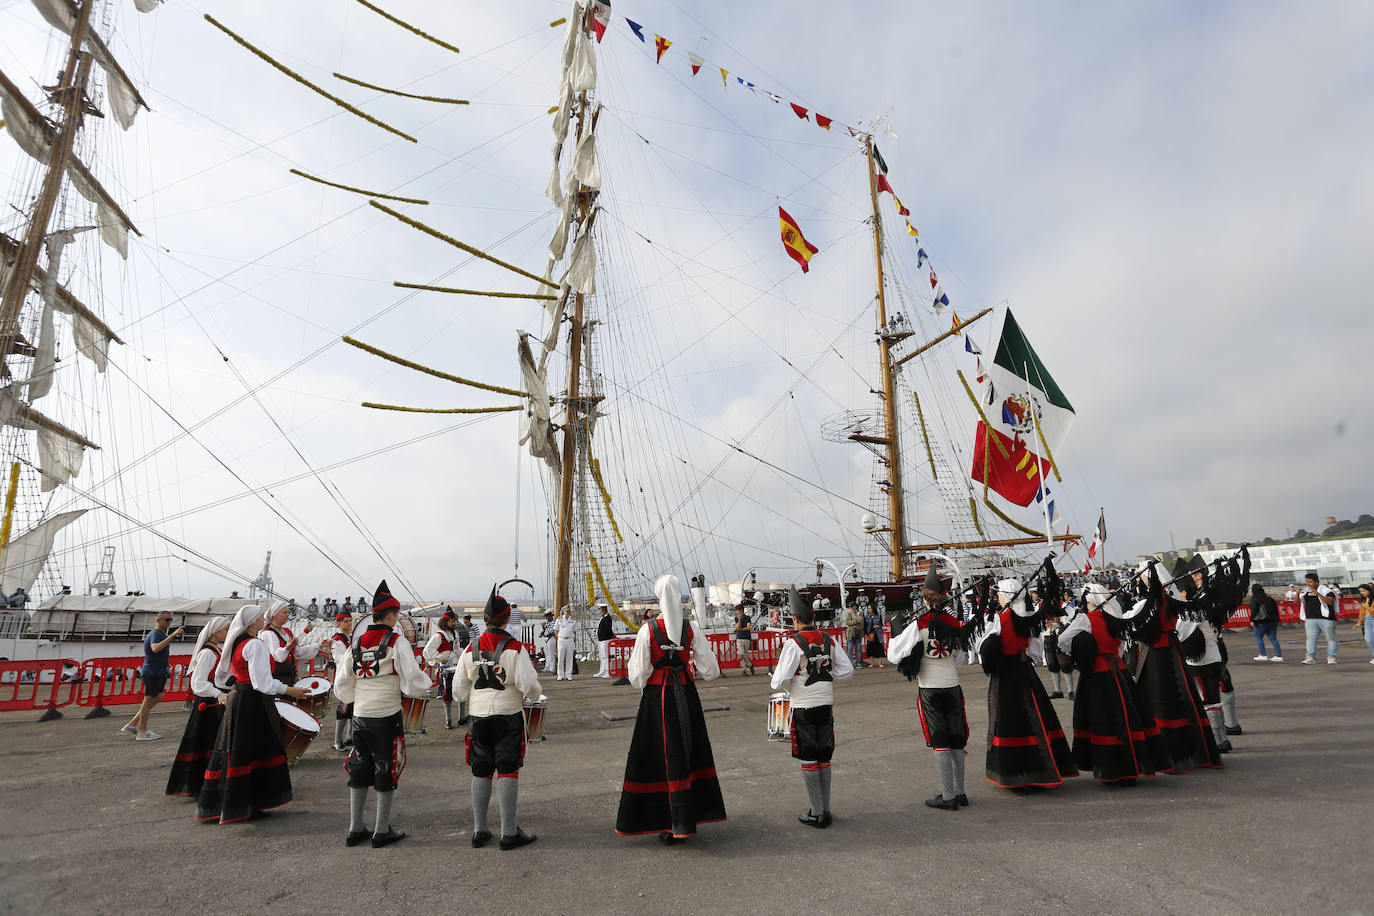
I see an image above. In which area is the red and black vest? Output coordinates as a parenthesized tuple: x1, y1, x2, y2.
(1153, 596, 1179, 648)
(352, 624, 399, 678)
(789, 628, 833, 685)
(996, 609, 1031, 656)
(1087, 610, 1125, 673)
(646, 619, 693, 686)
(229, 633, 254, 687)
(266, 625, 297, 682)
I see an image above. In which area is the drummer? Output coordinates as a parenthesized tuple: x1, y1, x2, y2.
(423, 610, 465, 729)
(453, 587, 542, 850)
(261, 602, 314, 684)
(334, 580, 430, 848)
(770, 587, 854, 828)
(328, 610, 355, 751)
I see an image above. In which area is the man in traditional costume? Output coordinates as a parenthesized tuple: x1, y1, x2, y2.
(1042, 606, 1075, 700)
(166, 615, 230, 798)
(335, 581, 430, 847)
(453, 588, 542, 850)
(770, 587, 853, 827)
(327, 611, 355, 750)
(195, 604, 310, 824)
(423, 609, 465, 729)
(1175, 556, 1235, 755)
(1131, 559, 1222, 772)
(886, 567, 972, 810)
(1058, 585, 1166, 784)
(977, 575, 1077, 790)
(616, 574, 726, 844)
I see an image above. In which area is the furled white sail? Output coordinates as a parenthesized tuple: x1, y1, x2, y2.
(517, 333, 561, 479)
(566, 229, 596, 297)
(36, 426, 85, 492)
(570, 26, 597, 93)
(65, 166, 130, 259)
(572, 113, 601, 190)
(0, 509, 86, 595)
(70, 309, 111, 372)
(29, 229, 87, 401)
(30, 0, 151, 131)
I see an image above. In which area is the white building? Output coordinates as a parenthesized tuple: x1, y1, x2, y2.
(1198, 537, 1374, 588)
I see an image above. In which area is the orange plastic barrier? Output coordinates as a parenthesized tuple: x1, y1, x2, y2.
(74, 655, 193, 718)
(0, 659, 79, 720)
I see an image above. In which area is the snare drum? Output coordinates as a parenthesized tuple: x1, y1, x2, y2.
(523, 698, 549, 742)
(400, 694, 430, 734)
(276, 700, 321, 766)
(766, 692, 792, 741)
(290, 676, 332, 720)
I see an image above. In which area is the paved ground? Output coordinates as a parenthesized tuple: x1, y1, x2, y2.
(1, 628, 1371, 914)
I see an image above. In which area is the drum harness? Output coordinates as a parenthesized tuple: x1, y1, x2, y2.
(472, 634, 517, 691)
(788, 631, 833, 687)
(352, 629, 399, 679)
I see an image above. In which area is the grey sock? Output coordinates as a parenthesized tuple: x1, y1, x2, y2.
(472, 777, 492, 833)
(444, 702, 453, 727)
(951, 750, 966, 795)
(349, 787, 367, 833)
(374, 790, 393, 835)
(935, 750, 955, 799)
(1220, 691, 1238, 729)
(496, 777, 519, 837)
(335, 720, 346, 747)
(818, 764, 832, 813)
(802, 765, 824, 816)
(1206, 708, 1226, 744)
(458, 701, 468, 722)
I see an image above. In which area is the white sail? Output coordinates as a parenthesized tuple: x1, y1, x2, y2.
(566, 230, 596, 297)
(0, 509, 86, 595)
(30, 0, 151, 131)
(36, 426, 86, 492)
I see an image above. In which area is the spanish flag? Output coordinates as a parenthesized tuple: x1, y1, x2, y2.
(779, 207, 819, 274)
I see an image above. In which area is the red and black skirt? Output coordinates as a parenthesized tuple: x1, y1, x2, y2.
(615, 673, 726, 839)
(165, 697, 224, 797)
(1070, 661, 1167, 783)
(1136, 642, 1222, 773)
(985, 656, 1077, 788)
(194, 684, 293, 824)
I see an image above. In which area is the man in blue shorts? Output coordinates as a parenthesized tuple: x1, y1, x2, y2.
(122, 612, 183, 741)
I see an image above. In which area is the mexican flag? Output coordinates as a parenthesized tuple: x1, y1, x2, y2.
(969, 309, 1075, 507)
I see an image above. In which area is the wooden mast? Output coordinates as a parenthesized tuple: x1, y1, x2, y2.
(0, 0, 98, 354)
(864, 134, 907, 581)
(552, 6, 593, 616)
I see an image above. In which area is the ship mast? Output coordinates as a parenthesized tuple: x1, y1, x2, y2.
(0, 0, 98, 351)
(863, 134, 908, 581)
(551, 4, 596, 616)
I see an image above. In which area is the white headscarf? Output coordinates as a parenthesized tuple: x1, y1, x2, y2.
(214, 605, 262, 686)
(997, 578, 1033, 617)
(655, 574, 683, 644)
(1083, 583, 1124, 618)
(191, 615, 228, 661)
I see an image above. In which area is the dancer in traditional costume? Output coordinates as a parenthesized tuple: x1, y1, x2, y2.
(260, 602, 314, 684)
(165, 615, 230, 798)
(616, 574, 726, 844)
(1043, 607, 1075, 699)
(195, 605, 310, 824)
(335, 581, 431, 847)
(887, 566, 973, 810)
(453, 588, 542, 850)
(1130, 559, 1222, 772)
(327, 611, 354, 751)
(1059, 585, 1165, 785)
(423, 609, 464, 729)
(977, 572, 1077, 790)
(770, 587, 853, 827)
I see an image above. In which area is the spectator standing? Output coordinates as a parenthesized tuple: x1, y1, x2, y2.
(464, 613, 480, 646)
(554, 607, 579, 680)
(595, 604, 614, 678)
(1355, 583, 1374, 665)
(1249, 585, 1282, 661)
(508, 602, 527, 643)
(843, 603, 864, 667)
(1299, 572, 1338, 664)
(733, 604, 755, 676)
(863, 605, 885, 669)
(122, 612, 184, 740)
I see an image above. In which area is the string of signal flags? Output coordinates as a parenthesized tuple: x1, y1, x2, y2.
(584, 3, 955, 312)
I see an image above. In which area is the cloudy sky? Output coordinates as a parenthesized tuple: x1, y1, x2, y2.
(1, 0, 1369, 602)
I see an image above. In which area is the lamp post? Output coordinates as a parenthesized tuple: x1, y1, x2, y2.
(814, 558, 857, 611)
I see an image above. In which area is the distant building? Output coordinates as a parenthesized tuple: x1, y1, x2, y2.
(1197, 537, 1374, 588)
(1324, 516, 1337, 526)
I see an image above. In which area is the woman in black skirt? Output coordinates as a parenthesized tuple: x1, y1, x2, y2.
(195, 604, 310, 824)
(165, 615, 230, 797)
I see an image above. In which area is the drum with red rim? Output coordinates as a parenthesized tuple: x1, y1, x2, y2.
(276, 700, 321, 766)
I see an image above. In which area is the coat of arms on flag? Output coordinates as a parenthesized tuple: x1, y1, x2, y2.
(779, 207, 819, 273)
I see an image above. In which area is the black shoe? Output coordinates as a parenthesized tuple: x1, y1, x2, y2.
(371, 827, 406, 848)
(471, 830, 492, 848)
(798, 811, 828, 828)
(1225, 725, 1243, 736)
(345, 830, 369, 847)
(658, 832, 676, 846)
(820, 811, 833, 827)
(500, 829, 537, 850)
(1067, 691, 1075, 700)
(444, 722, 453, 730)
(924, 794, 958, 810)
(858, 661, 871, 668)
(1048, 692, 1064, 699)
(955, 794, 969, 807)
(1217, 739, 1233, 754)
(457, 718, 470, 726)
(249, 809, 270, 820)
